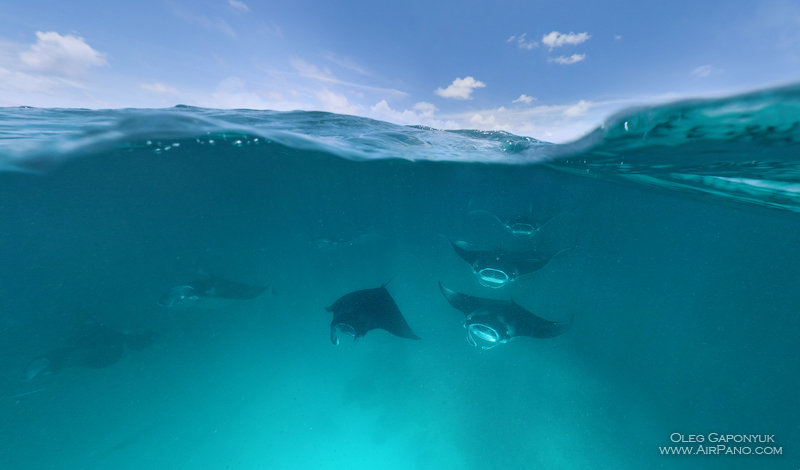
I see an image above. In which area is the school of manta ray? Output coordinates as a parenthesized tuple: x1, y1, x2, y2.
(25, 210, 575, 380)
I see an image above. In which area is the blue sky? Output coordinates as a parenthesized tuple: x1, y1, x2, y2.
(1, 0, 799, 142)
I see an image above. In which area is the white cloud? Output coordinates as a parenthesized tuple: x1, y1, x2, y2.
(412, 101, 438, 116)
(691, 65, 723, 78)
(542, 31, 591, 50)
(369, 99, 410, 121)
(370, 100, 440, 126)
(513, 94, 535, 104)
(315, 88, 359, 115)
(228, 0, 249, 12)
(562, 100, 591, 116)
(434, 76, 486, 100)
(0, 64, 114, 107)
(217, 76, 246, 92)
(470, 113, 497, 126)
(141, 82, 178, 94)
(211, 76, 264, 108)
(0, 35, 114, 107)
(322, 51, 369, 75)
(0, 66, 63, 93)
(439, 99, 612, 143)
(206, 76, 310, 111)
(291, 57, 335, 80)
(18, 31, 107, 78)
(512, 33, 538, 50)
(614, 35, 623, 41)
(367, 100, 467, 130)
(550, 54, 586, 65)
(288, 57, 407, 99)
(361, 93, 652, 144)
(365, 95, 620, 144)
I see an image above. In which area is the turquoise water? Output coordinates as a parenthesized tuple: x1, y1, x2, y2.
(0, 85, 798, 469)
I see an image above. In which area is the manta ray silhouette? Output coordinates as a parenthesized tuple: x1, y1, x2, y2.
(158, 272, 269, 307)
(326, 284, 421, 345)
(25, 323, 157, 380)
(467, 210, 558, 237)
(439, 282, 572, 348)
(450, 240, 566, 287)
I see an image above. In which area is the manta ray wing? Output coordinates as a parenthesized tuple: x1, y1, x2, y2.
(439, 283, 573, 344)
(515, 249, 566, 276)
(450, 240, 565, 280)
(326, 286, 420, 345)
(503, 301, 574, 339)
(438, 282, 494, 315)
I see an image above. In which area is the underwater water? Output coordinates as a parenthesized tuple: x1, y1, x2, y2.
(0, 84, 798, 469)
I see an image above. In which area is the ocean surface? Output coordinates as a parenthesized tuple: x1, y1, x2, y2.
(0, 84, 798, 469)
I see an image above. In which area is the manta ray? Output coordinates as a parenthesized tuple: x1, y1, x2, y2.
(449, 240, 566, 288)
(439, 282, 572, 349)
(25, 323, 157, 380)
(467, 210, 558, 237)
(326, 284, 421, 345)
(158, 272, 269, 307)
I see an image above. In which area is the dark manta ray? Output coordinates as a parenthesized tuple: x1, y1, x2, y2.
(25, 323, 157, 380)
(439, 282, 572, 349)
(158, 273, 269, 307)
(449, 240, 566, 288)
(326, 285, 421, 345)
